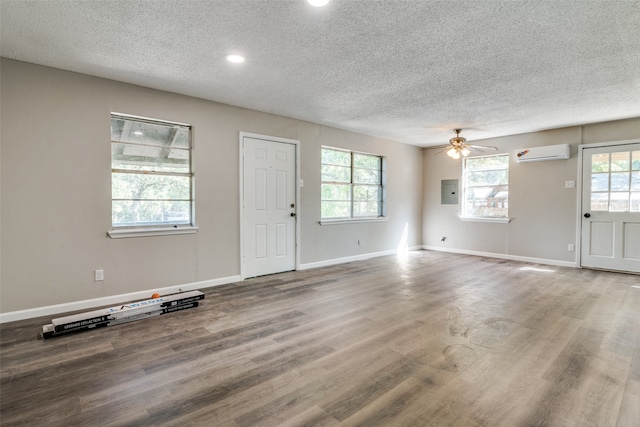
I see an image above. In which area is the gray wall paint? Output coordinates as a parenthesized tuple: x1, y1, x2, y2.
(0, 59, 423, 313)
(1, 58, 637, 314)
(301, 125, 423, 262)
(422, 119, 640, 261)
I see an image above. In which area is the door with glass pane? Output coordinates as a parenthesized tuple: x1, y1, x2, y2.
(581, 143, 640, 273)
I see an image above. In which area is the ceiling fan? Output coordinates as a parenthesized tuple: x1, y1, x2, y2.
(436, 129, 497, 159)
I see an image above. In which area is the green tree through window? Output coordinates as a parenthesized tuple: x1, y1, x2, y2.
(321, 147, 384, 219)
(462, 154, 509, 218)
(111, 114, 193, 227)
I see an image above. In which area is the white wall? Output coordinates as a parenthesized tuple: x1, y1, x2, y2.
(422, 118, 640, 263)
(0, 59, 423, 314)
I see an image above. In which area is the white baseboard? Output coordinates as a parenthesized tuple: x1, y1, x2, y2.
(299, 246, 422, 270)
(422, 245, 578, 268)
(0, 275, 242, 324)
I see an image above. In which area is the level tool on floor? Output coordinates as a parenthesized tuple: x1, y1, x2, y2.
(41, 290, 204, 339)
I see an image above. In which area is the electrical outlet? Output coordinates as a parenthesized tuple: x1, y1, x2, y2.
(568, 244, 575, 252)
(95, 269, 104, 281)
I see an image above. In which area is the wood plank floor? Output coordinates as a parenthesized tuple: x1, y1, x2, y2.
(1, 250, 639, 426)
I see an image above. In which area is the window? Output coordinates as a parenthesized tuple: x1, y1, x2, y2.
(321, 147, 384, 220)
(590, 150, 640, 212)
(110, 114, 193, 228)
(462, 154, 509, 218)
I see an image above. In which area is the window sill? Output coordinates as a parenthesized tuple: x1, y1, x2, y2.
(108, 226, 199, 239)
(320, 217, 388, 225)
(459, 216, 511, 224)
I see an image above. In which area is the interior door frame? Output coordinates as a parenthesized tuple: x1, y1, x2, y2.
(576, 138, 640, 269)
(239, 132, 301, 279)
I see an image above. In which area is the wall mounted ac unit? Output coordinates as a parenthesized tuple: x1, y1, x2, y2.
(515, 143, 570, 163)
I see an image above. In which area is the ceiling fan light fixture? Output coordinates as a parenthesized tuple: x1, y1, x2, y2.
(436, 129, 497, 160)
(450, 129, 466, 146)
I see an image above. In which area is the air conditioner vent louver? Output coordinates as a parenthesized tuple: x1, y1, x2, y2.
(515, 144, 570, 163)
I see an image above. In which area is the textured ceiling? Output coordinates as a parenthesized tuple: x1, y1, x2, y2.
(2, 0, 639, 146)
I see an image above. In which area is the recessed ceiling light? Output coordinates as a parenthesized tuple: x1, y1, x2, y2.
(307, 0, 330, 7)
(226, 54, 245, 63)
(133, 131, 143, 135)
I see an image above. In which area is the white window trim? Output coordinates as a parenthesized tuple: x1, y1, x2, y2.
(458, 216, 511, 224)
(321, 146, 386, 221)
(110, 113, 195, 234)
(319, 217, 388, 225)
(460, 153, 510, 222)
(108, 226, 198, 239)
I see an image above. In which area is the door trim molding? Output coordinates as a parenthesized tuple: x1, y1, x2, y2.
(576, 138, 640, 269)
(239, 132, 301, 279)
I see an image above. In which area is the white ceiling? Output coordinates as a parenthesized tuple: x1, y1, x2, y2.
(2, 0, 639, 147)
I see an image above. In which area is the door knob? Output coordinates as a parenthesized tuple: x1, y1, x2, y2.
(291, 212, 296, 217)
(584, 213, 591, 218)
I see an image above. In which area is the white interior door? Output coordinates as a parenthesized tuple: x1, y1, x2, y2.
(581, 143, 640, 273)
(242, 135, 297, 278)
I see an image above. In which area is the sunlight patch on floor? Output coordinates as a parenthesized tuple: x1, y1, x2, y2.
(519, 266, 556, 273)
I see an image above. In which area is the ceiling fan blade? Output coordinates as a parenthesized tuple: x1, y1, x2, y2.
(434, 147, 451, 156)
(468, 144, 498, 151)
(467, 146, 486, 152)
(429, 144, 451, 150)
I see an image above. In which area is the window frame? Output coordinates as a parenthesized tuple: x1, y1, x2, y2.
(320, 146, 386, 224)
(461, 153, 510, 222)
(108, 113, 197, 238)
(589, 150, 640, 212)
